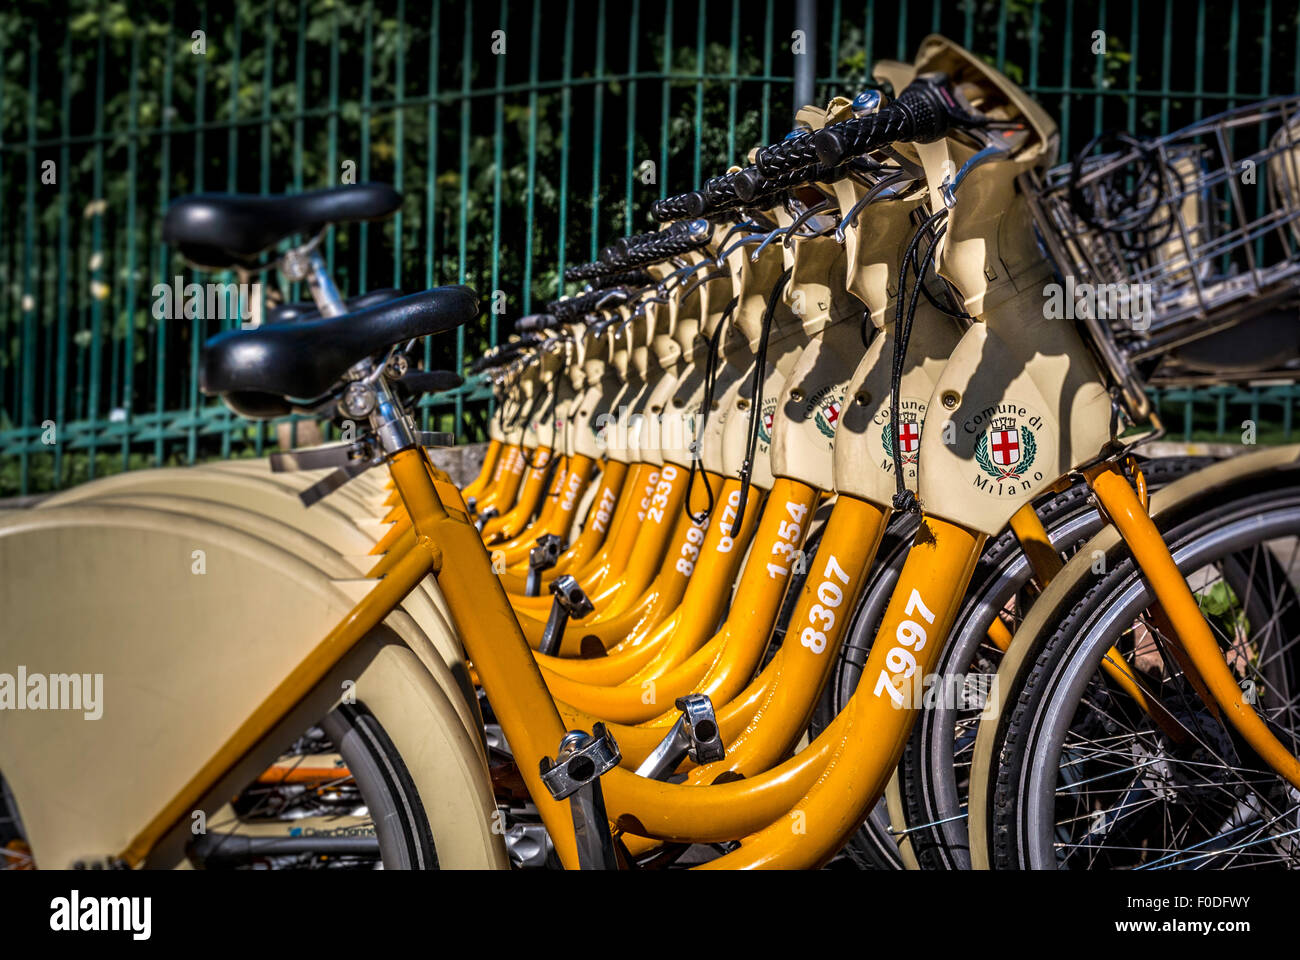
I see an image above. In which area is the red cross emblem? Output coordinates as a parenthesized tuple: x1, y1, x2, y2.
(898, 420, 919, 453)
(990, 429, 1020, 466)
(763, 411, 774, 433)
(823, 402, 840, 426)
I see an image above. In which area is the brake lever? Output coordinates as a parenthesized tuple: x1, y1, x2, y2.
(938, 133, 1017, 208)
(834, 169, 918, 243)
(782, 198, 836, 247)
(750, 225, 790, 262)
(714, 231, 767, 267)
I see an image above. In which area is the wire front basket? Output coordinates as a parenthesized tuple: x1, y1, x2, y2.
(1031, 95, 1300, 369)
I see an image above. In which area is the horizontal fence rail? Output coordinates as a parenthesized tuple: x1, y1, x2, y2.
(1, 0, 1299, 495)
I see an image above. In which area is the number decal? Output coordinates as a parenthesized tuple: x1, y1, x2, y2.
(636, 470, 661, 522)
(797, 554, 853, 655)
(716, 489, 742, 553)
(765, 498, 809, 580)
(873, 588, 937, 706)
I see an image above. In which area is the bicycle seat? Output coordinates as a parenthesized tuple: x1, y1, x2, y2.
(200, 286, 479, 410)
(163, 184, 403, 269)
(266, 288, 403, 324)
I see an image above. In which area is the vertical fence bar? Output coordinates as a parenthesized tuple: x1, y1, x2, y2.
(693, 0, 705, 186)
(255, 0, 273, 455)
(293, 0, 308, 318)
(555, 0, 574, 294)
(761, 0, 773, 145)
(1029, 1, 1040, 95)
(590, 0, 606, 261)
(87, 14, 107, 480)
(660, 0, 674, 199)
(54, 29, 72, 486)
(360, 2, 375, 292)
(394, 0, 407, 295)
(156, 8, 177, 464)
(122, 28, 141, 470)
(0, 28, 7, 468)
(222, 12, 243, 458)
(189, 2, 208, 463)
(1193, 0, 1206, 121)
(1160, 0, 1173, 133)
(457, 2, 472, 435)
(423, 0, 441, 430)
(522, 0, 540, 313)
(1127, 0, 1138, 133)
(727, 0, 739, 167)
(19, 32, 38, 494)
(624, 0, 640, 235)
(327, 6, 340, 272)
(1060, 0, 1074, 163)
(491, 0, 507, 355)
(829, 0, 841, 89)
(1256, 0, 1272, 264)
(995, 0, 1007, 72)
(1092, 0, 1105, 138)
(1226, 0, 1239, 111)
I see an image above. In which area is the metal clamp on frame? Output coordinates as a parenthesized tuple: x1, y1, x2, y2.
(474, 506, 499, 532)
(537, 574, 594, 656)
(539, 723, 622, 870)
(634, 693, 725, 781)
(525, 533, 566, 597)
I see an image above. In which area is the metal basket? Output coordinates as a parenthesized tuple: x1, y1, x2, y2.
(1028, 95, 1300, 399)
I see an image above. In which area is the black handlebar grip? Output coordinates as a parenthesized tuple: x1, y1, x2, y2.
(516, 314, 557, 332)
(731, 162, 849, 203)
(651, 192, 699, 222)
(754, 130, 821, 177)
(566, 260, 612, 281)
(590, 268, 652, 291)
(813, 74, 960, 167)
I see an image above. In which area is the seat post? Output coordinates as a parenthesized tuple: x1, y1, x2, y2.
(282, 243, 347, 318)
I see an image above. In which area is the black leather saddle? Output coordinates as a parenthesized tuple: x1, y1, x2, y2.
(201, 286, 479, 419)
(265, 288, 402, 324)
(163, 184, 402, 269)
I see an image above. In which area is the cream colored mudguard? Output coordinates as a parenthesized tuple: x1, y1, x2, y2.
(0, 504, 504, 869)
(37, 467, 474, 703)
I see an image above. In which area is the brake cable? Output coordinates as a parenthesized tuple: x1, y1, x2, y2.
(684, 296, 738, 524)
(729, 267, 792, 538)
(885, 207, 952, 513)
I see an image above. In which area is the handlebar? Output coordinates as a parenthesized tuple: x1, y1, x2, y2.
(755, 74, 985, 175)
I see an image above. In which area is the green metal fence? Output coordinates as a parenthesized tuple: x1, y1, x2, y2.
(2, 0, 1299, 496)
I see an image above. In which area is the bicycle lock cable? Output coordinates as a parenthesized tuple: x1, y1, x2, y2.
(886, 207, 963, 513)
(729, 267, 793, 538)
(516, 352, 557, 472)
(684, 295, 739, 525)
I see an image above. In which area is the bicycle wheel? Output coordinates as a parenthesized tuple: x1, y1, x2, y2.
(1, 703, 438, 871)
(990, 480, 1300, 869)
(899, 456, 1208, 869)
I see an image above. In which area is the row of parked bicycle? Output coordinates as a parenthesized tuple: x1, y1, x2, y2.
(4, 34, 1300, 870)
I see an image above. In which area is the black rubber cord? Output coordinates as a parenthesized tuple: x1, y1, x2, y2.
(684, 296, 738, 525)
(729, 268, 792, 538)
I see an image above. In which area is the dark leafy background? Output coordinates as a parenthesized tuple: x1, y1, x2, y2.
(0, 0, 1295, 493)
